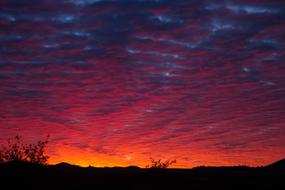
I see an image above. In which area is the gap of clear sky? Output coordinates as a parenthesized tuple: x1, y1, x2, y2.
(0, 0, 285, 168)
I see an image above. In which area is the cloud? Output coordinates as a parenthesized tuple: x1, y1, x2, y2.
(226, 4, 280, 14)
(0, 0, 285, 167)
(67, 0, 105, 6)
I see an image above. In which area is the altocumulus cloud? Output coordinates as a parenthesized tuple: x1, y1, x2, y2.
(0, 0, 285, 167)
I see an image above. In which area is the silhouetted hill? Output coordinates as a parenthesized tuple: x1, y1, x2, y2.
(0, 159, 284, 190)
(265, 158, 285, 171)
(55, 162, 80, 168)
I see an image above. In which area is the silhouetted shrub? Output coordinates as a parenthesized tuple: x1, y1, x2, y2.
(0, 135, 49, 165)
(146, 157, 176, 168)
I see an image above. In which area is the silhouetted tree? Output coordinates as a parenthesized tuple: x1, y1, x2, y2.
(0, 135, 49, 165)
(146, 157, 176, 168)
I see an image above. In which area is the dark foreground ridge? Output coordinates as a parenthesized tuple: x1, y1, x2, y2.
(0, 159, 284, 190)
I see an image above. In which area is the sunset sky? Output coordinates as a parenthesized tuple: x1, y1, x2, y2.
(0, 0, 285, 168)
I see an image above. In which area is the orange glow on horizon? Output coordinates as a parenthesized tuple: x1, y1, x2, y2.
(47, 145, 284, 168)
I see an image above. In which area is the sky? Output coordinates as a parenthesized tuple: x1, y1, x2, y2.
(0, 0, 285, 168)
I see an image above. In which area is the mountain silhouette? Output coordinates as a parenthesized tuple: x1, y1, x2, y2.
(0, 159, 284, 190)
(55, 162, 79, 168)
(265, 158, 285, 171)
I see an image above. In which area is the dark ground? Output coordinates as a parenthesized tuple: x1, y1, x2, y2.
(0, 159, 284, 190)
